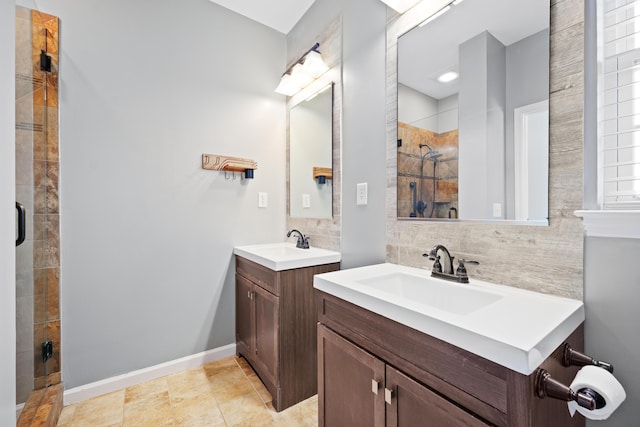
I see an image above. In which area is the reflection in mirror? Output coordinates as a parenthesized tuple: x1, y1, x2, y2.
(290, 84, 333, 218)
(397, 0, 549, 224)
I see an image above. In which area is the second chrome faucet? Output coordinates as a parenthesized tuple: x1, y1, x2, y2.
(423, 244, 479, 283)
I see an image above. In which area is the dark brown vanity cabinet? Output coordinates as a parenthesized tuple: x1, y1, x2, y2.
(318, 291, 585, 427)
(235, 256, 339, 412)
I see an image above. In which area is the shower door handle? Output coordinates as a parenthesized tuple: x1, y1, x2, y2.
(16, 202, 26, 247)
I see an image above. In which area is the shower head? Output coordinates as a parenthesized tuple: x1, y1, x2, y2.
(419, 143, 442, 160)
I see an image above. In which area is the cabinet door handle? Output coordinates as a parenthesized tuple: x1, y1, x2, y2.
(371, 379, 380, 395)
(384, 388, 393, 404)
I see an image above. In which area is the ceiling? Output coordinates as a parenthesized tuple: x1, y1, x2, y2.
(398, 0, 549, 100)
(208, 0, 317, 34)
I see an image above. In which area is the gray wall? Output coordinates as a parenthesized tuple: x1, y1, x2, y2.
(0, 0, 16, 423)
(505, 29, 549, 218)
(458, 31, 506, 220)
(23, 0, 286, 388)
(584, 237, 640, 427)
(288, 0, 387, 269)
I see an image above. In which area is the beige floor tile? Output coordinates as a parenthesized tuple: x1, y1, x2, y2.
(124, 377, 169, 403)
(70, 390, 125, 427)
(234, 356, 256, 377)
(56, 405, 75, 426)
(123, 390, 175, 426)
(208, 368, 255, 404)
(218, 390, 275, 426)
(167, 367, 211, 404)
(58, 358, 318, 427)
(171, 393, 225, 427)
(246, 373, 272, 404)
(203, 356, 238, 377)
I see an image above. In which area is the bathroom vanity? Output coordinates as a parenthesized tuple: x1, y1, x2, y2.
(234, 243, 340, 411)
(314, 264, 586, 427)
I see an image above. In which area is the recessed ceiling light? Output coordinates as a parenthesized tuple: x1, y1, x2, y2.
(437, 71, 459, 83)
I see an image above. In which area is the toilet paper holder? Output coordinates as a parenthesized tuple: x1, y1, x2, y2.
(535, 345, 613, 411)
(535, 369, 606, 411)
(562, 344, 614, 373)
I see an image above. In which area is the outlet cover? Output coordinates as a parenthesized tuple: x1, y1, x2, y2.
(302, 194, 311, 208)
(258, 192, 268, 208)
(493, 202, 502, 217)
(357, 183, 368, 206)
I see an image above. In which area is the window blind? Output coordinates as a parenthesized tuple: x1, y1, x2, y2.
(599, 0, 640, 208)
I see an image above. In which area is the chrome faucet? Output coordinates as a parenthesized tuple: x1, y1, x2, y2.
(423, 244, 479, 283)
(287, 229, 310, 249)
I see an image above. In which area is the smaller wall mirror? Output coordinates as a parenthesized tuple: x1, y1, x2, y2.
(290, 84, 334, 218)
(397, 0, 549, 224)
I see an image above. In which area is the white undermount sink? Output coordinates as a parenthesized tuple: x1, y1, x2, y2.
(314, 263, 584, 375)
(234, 242, 341, 271)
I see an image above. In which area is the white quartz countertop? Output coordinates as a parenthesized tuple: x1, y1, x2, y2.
(234, 242, 341, 271)
(313, 263, 584, 375)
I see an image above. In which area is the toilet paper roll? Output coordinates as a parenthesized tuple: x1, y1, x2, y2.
(567, 365, 626, 420)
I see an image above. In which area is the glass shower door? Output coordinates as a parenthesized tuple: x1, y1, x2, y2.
(15, 5, 61, 406)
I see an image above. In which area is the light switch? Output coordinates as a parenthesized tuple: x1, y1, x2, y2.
(357, 183, 368, 206)
(258, 192, 268, 208)
(302, 194, 311, 208)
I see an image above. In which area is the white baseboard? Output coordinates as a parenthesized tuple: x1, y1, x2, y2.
(63, 343, 236, 406)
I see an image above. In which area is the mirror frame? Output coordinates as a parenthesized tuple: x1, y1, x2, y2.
(285, 17, 342, 252)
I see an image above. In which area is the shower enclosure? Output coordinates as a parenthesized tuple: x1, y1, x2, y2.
(397, 122, 459, 218)
(15, 5, 62, 411)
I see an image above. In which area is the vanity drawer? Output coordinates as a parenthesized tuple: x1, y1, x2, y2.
(236, 256, 279, 295)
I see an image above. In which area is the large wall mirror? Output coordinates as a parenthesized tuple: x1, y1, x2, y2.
(290, 83, 334, 219)
(397, 0, 550, 224)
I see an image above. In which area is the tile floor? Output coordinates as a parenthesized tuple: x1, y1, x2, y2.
(56, 356, 318, 427)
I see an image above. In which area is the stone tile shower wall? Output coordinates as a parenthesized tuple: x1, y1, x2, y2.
(397, 122, 458, 218)
(15, 7, 61, 404)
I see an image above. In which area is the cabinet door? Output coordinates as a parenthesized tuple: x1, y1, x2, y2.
(235, 274, 254, 357)
(253, 284, 279, 388)
(386, 365, 489, 427)
(318, 325, 385, 427)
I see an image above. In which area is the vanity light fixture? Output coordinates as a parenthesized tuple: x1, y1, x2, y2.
(437, 71, 458, 83)
(419, 5, 451, 27)
(275, 42, 329, 97)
